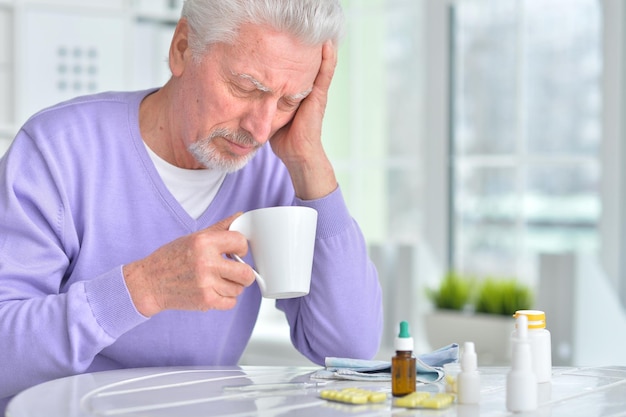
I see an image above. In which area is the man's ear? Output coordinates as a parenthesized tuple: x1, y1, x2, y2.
(169, 18, 191, 77)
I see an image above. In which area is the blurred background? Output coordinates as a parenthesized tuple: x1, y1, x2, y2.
(1, 0, 625, 367)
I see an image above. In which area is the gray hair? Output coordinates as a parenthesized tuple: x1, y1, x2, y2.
(181, 0, 344, 58)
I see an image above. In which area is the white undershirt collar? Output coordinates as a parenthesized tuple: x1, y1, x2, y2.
(144, 143, 227, 219)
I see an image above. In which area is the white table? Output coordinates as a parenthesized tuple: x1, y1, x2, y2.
(6, 365, 626, 416)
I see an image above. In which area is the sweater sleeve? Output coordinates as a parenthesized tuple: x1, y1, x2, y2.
(0, 131, 147, 400)
(276, 187, 383, 364)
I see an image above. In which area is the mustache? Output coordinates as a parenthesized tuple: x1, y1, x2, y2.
(209, 128, 259, 148)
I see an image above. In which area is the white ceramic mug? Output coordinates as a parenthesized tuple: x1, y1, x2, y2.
(229, 206, 318, 299)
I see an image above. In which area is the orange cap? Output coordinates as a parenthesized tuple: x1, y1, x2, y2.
(513, 310, 546, 329)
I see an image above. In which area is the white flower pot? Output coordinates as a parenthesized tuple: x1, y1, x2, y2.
(424, 310, 515, 365)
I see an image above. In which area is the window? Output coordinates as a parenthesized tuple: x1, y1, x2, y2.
(449, 0, 602, 281)
(325, 0, 424, 243)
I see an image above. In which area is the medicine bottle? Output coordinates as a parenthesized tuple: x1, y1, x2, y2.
(392, 321, 416, 397)
(507, 314, 538, 412)
(512, 310, 552, 383)
(457, 341, 480, 404)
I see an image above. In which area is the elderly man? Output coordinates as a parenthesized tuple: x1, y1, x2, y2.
(0, 0, 383, 410)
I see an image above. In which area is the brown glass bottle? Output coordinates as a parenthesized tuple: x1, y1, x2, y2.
(392, 350, 416, 396)
(392, 321, 417, 396)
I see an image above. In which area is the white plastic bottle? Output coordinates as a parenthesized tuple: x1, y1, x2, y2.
(512, 310, 552, 383)
(457, 341, 480, 404)
(507, 314, 538, 412)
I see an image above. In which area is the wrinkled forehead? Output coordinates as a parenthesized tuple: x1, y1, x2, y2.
(212, 23, 322, 95)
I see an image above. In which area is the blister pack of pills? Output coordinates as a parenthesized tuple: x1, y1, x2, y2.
(394, 391, 455, 409)
(320, 388, 388, 404)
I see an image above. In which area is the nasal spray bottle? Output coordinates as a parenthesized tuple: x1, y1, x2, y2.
(392, 321, 416, 397)
(506, 314, 538, 412)
(457, 341, 480, 404)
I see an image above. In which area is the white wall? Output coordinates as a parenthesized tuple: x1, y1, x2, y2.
(0, 3, 14, 150)
(0, 0, 179, 153)
(538, 252, 626, 367)
(574, 254, 626, 366)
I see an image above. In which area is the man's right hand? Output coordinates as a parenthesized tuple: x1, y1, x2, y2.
(123, 213, 256, 317)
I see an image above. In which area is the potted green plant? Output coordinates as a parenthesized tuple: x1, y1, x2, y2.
(425, 271, 474, 311)
(474, 277, 533, 316)
(424, 272, 533, 365)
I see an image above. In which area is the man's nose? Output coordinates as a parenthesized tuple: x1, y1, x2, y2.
(241, 99, 276, 144)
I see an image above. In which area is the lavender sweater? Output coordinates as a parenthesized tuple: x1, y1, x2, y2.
(0, 90, 383, 408)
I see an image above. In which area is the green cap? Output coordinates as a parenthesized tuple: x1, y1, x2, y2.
(398, 321, 411, 338)
(395, 321, 414, 351)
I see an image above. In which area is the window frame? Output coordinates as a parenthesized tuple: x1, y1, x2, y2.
(599, 0, 626, 304)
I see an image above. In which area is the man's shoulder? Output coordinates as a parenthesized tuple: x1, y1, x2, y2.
(12, 89, 155, 161)
(23, 89, 155, 130)
(18, 90, 155, 144)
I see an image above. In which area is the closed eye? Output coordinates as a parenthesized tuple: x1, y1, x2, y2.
(278, 98, 302, 112)
(279, 89, 311, 112)
(229, 82, 258, 97)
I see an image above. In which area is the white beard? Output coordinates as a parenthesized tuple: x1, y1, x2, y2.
(188, 128, 260, 172)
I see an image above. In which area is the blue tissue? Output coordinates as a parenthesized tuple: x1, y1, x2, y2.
(312, 343, 459, 383)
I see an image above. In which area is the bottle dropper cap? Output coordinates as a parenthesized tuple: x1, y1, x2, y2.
(511, 314, 532, 371)
(395, 321, 414, 351)
(461, 341, 477, 371)
(516, 314, 529, 341)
